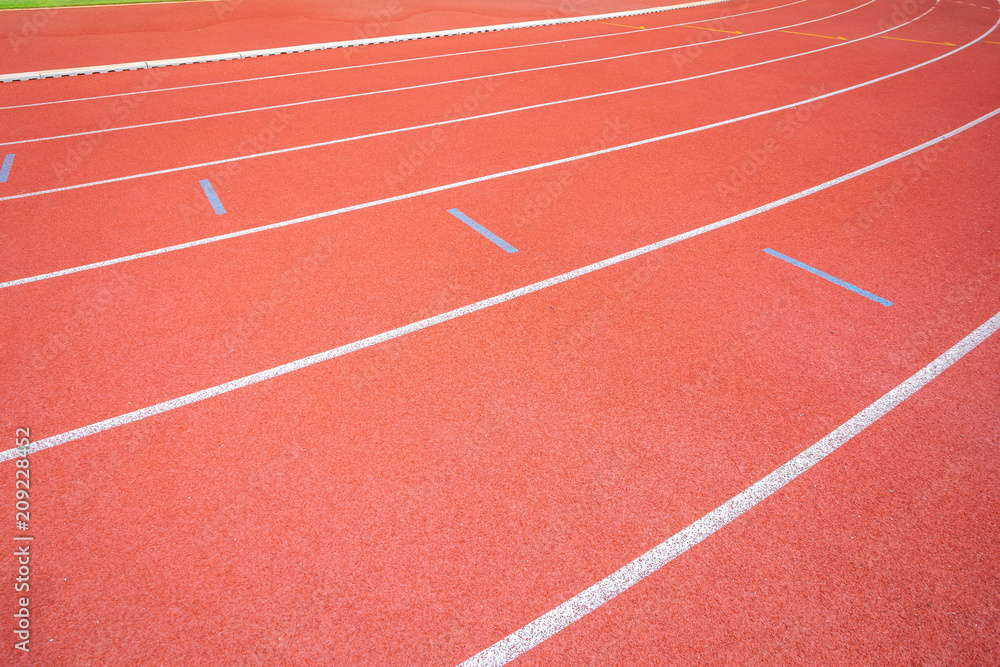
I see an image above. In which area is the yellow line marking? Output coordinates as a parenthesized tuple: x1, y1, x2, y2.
(984, 40, 1000, 45)
(683, 25, 742, 34)
(599, 21, 645, 30)
(880, 35, 955, 45)
(780, 30, 845, 40)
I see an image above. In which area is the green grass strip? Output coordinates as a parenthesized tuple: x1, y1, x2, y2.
(0, 0, 200, 9)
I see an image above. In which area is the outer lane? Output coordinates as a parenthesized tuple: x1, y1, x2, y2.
(0, 0, 980, 286)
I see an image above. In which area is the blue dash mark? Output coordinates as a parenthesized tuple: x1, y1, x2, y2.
(448, 208, 517, 253)
(200, 179, 227, 215)
(763, 248, 892, 307)
(0, 154, 14, 183)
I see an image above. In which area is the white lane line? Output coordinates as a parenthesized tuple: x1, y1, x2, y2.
(0, 0, 733, 82)
(0, 0, 809, 112)
(0, 0, 869, 147)
(3, 105, 997, 463)
(0, 0, 925, 207)
(459, 307, 1000, 667)
(1, 0, 972, 292)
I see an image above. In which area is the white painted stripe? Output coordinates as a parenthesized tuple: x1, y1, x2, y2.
(3, 105, 997, 463)
(0, 0, 730, 83)
(0, 0, 863, 147)
(0, 0, 971, 291)
(36, 61, 148, 78)
(0, 0, 808, 111)
(459, 308, 1000, 666)
(0, 0, 884, 202)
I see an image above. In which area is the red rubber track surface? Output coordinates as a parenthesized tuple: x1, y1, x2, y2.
(1, 0, 999, 664)
(0, 0, 723, 73)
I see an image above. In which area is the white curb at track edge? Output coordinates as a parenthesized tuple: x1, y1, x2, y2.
(0, 0, 730, 83)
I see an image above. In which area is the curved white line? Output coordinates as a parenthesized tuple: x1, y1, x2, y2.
(0, 0, 734, 83)
(0, 0, 808, 112)
(2, 0, 976, 291)
(0, 0, 864, 146)
(4, 106, 998, 465)
(460, 304, 1000, 666)
(0, 0, 904, 205)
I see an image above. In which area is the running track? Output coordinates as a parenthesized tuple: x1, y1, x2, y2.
(1, 0, 999, 664)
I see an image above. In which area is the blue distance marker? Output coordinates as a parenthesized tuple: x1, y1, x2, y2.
(0, 154, 14, 183)
(199, 179, 226, 215)
(763, 248, 893, 307)
(447, 208, 517, 253)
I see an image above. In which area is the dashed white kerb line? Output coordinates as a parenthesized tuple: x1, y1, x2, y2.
(0, 0, 807, 111)
(0, 0, 868, 147)
(0, 0, 886, 209)
(5, 1, 987, 293)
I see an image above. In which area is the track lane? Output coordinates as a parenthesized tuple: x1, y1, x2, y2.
(15, 118, 1000, 664)
(0, 0, 943, 199)
(457, 62, 1000, 666)
(1, 7, 994, 296)
(5, 0, 984, 286)
(0, 0, 809, 115)
(2, 1, 998, 663)
(0, 0, 750, 75)
(506, 331, 1000, 665)
(0, 14, 644, 109)
(4, 44, 998, 457)
(0, 0, 873, 145)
